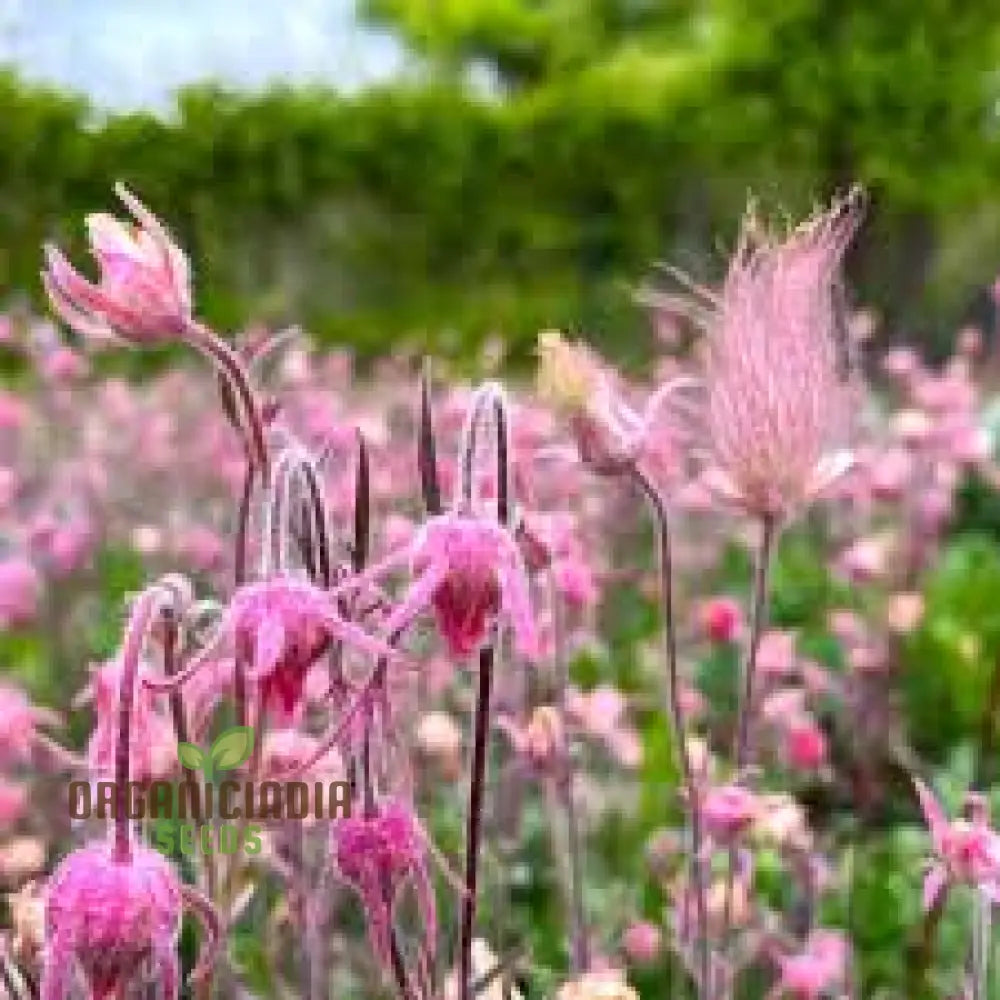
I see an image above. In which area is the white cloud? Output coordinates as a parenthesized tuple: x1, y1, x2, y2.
(0, 0, 403, 110)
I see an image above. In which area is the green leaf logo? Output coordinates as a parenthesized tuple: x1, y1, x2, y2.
(177, 742, 206, 771)
(209, 726, 255, 771)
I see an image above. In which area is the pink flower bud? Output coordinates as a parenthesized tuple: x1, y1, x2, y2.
(43, 184, 192, 346)
(699, 596, 742, 643)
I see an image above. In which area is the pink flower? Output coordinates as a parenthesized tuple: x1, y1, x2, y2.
(43, 183, 192, 346)
(886, 592, 924, 635)
(783, 717, 827, 771)
(0, 558, 41, 628)
(622, 920, 662, 964)
(0, 684, 55, 765)
(699, 595, 742, 643)
(331, 799, 436, 971)
(498, 705, 566, 772)
(914, 777, 1000, 910)
(757, 630, 797, 679)
(42, 842, 183, 999)
(837, 535, 891, 584)
(701, 190, 864, 520)
(146, 578, 400, 722)
(702, 784, 760, 841)
(369, 512, 538, 660)
(770, 930, 847, 999)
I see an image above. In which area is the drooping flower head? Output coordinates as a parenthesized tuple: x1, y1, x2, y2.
(145, 577, 401, 723)
(43, 183, 192, 346)
(331, 798, 436, 972)
(42, 842, 183, 999)
(913, 776, 1000, 911)
(701, 188, 865, 521)
(385, 512, 539, 660)
(536, 330, 694, 479)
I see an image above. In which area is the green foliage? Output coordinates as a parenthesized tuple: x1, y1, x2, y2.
(0, 0, 996, 362)
(903, 535, 1000, 760)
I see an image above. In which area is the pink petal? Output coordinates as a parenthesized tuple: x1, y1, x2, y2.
(383, 560, 449, 641)
(250, 612, 286, 678)
(913, 776, 948, 846)
(498, 549, 539, 659)
(923, 864, 948, 913)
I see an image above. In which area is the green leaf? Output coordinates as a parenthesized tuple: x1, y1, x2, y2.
(210, 726, 255, 771)
(177, 742, 206, 771)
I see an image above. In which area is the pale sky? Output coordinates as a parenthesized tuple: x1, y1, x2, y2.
(0, 0, 404, 111)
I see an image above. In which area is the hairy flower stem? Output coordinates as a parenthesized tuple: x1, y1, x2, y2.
(458, 382, 510, 1000)
(972, 891, 991, 1000)
(164, 611, 201, 826)
(906, 892, 946, 998)
(460, 646, 495, 1000)
(234, 464, 255, 588)
(186, 320, 270, 481)
(552, 577, 588, 972)
(719, 514, 777, 998)
(733, 515, 778, 773)
(114, 585, 171, 862)
(633, 469, 709, 997)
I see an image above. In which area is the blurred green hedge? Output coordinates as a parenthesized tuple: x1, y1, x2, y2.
(2, 0, 1000, 362)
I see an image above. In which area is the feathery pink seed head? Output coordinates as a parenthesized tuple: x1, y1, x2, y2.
(702, 188, 865, 521)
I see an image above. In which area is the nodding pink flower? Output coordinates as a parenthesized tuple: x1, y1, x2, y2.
(42, 183, 192, 346)
(769, 930, 847, 999)
(699, 595, 742, 644)
(42, 842, 184, 999)
(0, 558, 41, 628)
(701, 189, 864, 521)
(536, 330, 695, 477)
(913, 777, 1000, 911)
(702, 784, 760, 841)
(145, 578, 402, 723)
(357, 512, 538, 660)
(331, 799, 436, 972)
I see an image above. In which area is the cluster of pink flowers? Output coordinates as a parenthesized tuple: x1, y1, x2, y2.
(0, 182, 995, 999)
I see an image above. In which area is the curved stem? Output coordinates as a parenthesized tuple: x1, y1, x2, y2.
(458, 382, 510, 1000)
(633, 469, 709, 997)
(185, 320, 270, 481)
(114, 585, 172, 862)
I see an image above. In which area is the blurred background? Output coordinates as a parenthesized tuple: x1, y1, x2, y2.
(0, 0, 997, 365)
